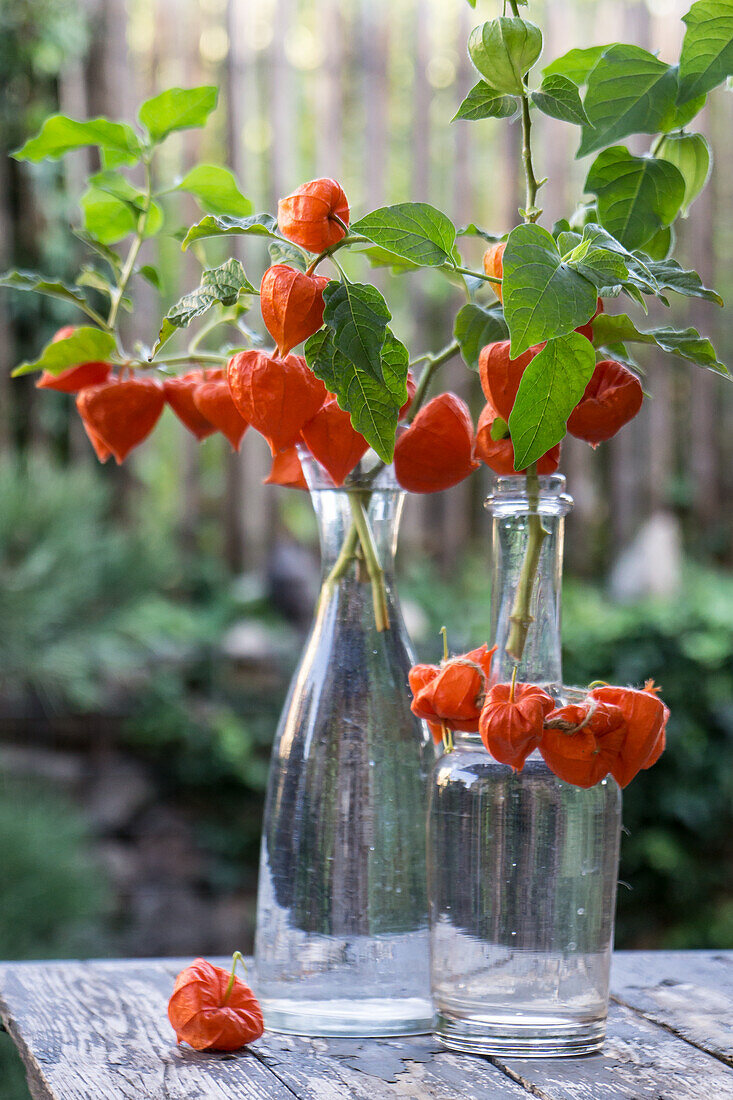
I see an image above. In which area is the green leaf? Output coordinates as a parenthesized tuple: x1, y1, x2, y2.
(457, 224, 504, 243)
(453, 81, 518, 121)
(173, 164, 252, 217)
(468, 17, 543, 95)
(642, 225, 674, 261)
(542, 45, 607, 85)
(656, 132, 711, 215)
(80, 188, 163, 245)
(12, 115, 141, 165)
(578, 46, 678, 156)
(502, 223, 598, 356)
(181, 212, 278, 249)
(584, 146, 686, 249)
(75, 266, 125, 307)
(138, 86, 218, 143)
(677, 0, 733, 104)
(531, 75, 588, 125)
(641, 257, 723, 305)
(356, 245, 421, 272)
(268, 239, 309, 271)
(660, 82, 707, 131)
(454, 303, 508, 370)
(651, 325, 727, 374)
(322, 281, 391, 382)
(12, 326, 116, 377)
(351, 203, 456, 267)
(89, 170, 146, 209)
(72, 230, 123, 274)
(138, 264, 162, 290)
(305, 328, 407, 462)
(592, 312, 728, 375)
(508, 332, 596, 468)
(155, 259, 255, 352)
(0, 269, 90, 311)
(591, 312, 656, 347)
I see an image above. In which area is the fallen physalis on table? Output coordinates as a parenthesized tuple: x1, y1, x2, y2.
(168, 951, 264, 1052)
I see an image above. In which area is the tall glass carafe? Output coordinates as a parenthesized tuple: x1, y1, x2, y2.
(254, 456, 435, 1036)
(428, 474, 622, 1056)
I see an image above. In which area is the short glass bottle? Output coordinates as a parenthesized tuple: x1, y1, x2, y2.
(428, 475, 622, 1057)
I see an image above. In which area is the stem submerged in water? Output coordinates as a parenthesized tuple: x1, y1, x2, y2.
(505, 463, 548, 664)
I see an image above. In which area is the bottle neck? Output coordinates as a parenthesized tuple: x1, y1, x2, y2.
(486, 475, 572, 691)
(310, 487, 403, 577)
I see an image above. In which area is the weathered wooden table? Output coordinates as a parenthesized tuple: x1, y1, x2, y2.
(1, 952, 732, 1099)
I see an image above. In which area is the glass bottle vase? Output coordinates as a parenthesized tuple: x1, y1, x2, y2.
(428, 475, 622, 1057)
(254, 456, 435, 1036)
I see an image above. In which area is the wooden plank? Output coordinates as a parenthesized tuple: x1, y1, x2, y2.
(0, 960, 293, 1100)
(493, 999, 733, 1100)
(3, 955, 733, 1099)
(248, 1032, 528, 1100)
(611, 950, 733, 1065)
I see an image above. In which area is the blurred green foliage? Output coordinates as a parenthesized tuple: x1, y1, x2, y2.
(0, 457, 226, 709)
(403, 560, 733, 949)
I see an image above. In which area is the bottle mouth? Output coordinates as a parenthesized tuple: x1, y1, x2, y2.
(298, 446, 401, 492)
(484, 473, 573, 516)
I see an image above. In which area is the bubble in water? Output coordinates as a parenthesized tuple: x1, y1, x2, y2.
(577, 907, 586, 916)
(567, 941, 577, 951)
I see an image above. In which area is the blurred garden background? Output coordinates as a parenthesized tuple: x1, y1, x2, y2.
(2, 0, 733, 1090)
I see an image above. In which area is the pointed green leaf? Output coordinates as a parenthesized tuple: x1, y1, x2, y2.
(305, 328, 407, 462)
(542, 45, 607, 85)
(656, 132, 711, 215)
(457, 224, 504, 243)
(677, 0, 733, 104)
(322, 281, 391, 381)
(454, 303, 508, 370)
(356, 245, 421, 272)
(268, 239, 308, 271)
(453, 81, 518, 121)
(502, 223, 597, 356)
(351, 203, 456, 267)
(173, 164, 252, 217)
(578, 45, 678, 156)
(80, 188, 163, 246)
(508, 332, 596, 468)
(584, 147, 686, 249)
(181, 212, 278, 249)
(640, 257, 722, 305)
(468, 17, 543, 95)
(154, 259, 255, 353)
(12, 115, 142, 164)
(12, 326, 116, 377)
(591, 312, 656, 347)
(138, 86, 218, 142)
(138, 264, 162, 290)
(652, 325, 727, 374)
(0, 269, 90, 311)
(660, 82, 707, 131)
(531, 75, 588, 125)
(72, 230, 123, 274)
(592, 313, 728, 375)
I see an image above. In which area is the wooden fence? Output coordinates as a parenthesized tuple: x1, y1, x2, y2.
(2, 0, 732, 577)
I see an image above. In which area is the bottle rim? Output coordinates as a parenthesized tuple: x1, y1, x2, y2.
(484, 473, 573, 516)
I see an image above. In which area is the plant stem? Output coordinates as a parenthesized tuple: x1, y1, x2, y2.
(349, 492, 390, 632)
(452, 265, 502, 286)
(222, 951, 247, 1004)
(407, 339, 460, 423)
(505, 462, 548, 663)
(509, 0, 543, 223)
(305, 233, 369, 276)
(108, 157, 153, 330)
